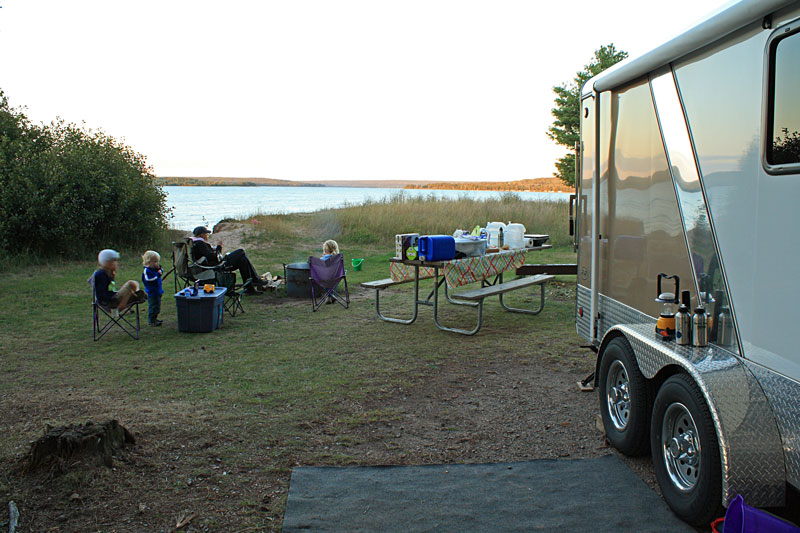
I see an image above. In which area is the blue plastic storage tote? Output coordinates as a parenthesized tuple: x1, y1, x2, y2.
(175, 287, 226, 333)
(418, 235, 456, 262)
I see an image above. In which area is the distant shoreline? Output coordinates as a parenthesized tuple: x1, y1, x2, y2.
(404, 178, 571, 193)
(156, 176, 571, 192)
(155, 177, 324, 187)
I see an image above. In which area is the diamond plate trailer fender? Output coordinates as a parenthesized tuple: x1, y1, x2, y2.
(600, 323, 786, 508)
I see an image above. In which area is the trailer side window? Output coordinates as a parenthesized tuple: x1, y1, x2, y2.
(767, 28, 800, 169)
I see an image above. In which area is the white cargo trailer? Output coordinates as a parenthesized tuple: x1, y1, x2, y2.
(574, 0, 800, 525)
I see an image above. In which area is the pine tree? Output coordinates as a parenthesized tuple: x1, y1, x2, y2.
(548, 44, 628, 187)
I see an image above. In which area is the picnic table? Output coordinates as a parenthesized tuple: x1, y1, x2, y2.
(361, 246, 552, 335)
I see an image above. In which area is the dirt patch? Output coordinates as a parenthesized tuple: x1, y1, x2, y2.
(0, 354, 666, 532)
(308, 351, 660, 492)
(208, 222, 249, 252)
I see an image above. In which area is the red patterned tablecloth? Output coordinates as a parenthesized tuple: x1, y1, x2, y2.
(442, 250, 527, 287)
(390, 250, 528, 288)
(390, 262, 435, 282)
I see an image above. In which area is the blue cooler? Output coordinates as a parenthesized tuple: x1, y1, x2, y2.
(418, 235, 456, 261)
(175, 287, 226, 333)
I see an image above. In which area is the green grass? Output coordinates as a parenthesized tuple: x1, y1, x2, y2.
(0, 196, 580, 530)
(244, 192, 573, 248)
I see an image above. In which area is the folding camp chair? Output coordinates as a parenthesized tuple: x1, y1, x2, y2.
(214, 271, 252, 317)
(309, 254, 349, 311)
(180, 237, 250, 317)
(89, 275, 140, 341)
(171, 240, 194, 294)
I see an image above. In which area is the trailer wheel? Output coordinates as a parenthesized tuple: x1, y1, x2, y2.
(597, 337, 650, 456)
(651, 374, 722, 526)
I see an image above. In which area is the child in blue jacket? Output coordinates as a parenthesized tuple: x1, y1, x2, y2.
(141, 250, 164, 326)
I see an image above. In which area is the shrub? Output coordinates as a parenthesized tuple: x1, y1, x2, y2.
(0, 90, 168, 257)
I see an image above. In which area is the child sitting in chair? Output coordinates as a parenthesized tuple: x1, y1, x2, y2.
(320, 240, 340, 303)
(93, 249, 146, 310)
(321, 239, 339, 260)
(141, 250, 164, 326)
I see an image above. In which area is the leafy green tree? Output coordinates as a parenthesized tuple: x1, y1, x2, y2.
(0, 90, 168, 257)
(547, 44, 628, 187)
(772, 128, 800, 164)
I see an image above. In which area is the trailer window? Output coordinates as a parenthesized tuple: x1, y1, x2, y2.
(767, 28, 800, 169)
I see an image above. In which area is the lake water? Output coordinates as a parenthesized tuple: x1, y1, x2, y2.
(164, 186, 570, 230)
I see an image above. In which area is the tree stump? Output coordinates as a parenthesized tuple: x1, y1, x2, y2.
(25, 420, 135, 472)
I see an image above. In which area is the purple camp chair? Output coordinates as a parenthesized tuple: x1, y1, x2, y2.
(308, 254, 350, 311)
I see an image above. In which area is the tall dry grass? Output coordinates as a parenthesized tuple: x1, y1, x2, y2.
(250, 192, 571, 247)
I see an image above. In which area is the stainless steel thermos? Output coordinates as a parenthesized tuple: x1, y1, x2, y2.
(675, 290, 692, 346)
(692, 306, 708, 347)
(717, 305, 733, 346)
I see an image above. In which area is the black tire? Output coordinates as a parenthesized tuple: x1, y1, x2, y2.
(651, 374, 722, 526)
(597, 336, 650, 456)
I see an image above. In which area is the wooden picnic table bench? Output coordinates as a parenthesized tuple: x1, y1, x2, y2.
(360, 278, 411, 291)
(360, 275, 441, 325)
(453, 274, 553, 303)
(515, 264, 577, 276)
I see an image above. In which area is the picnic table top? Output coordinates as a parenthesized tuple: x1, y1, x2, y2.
(388, 245, 552, 268)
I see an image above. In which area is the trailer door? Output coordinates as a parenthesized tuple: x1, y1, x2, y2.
(576, 94, 595, 341)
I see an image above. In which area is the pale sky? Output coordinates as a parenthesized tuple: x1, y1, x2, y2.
(0, 0, 731, 181)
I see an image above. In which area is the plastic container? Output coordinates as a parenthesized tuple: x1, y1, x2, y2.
(418, 235, 456, 262)
(504, 222, 526, 249)
(454, 237, 487, 257)
(352, 258, 364, 271)
(486, 222, 506, 247)
(721, 494, 800, 533)
(175, 287, 226, 333)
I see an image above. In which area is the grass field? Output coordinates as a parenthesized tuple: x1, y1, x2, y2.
(0, 197, 586, 531)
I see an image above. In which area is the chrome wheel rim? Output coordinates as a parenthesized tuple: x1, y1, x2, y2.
(605, 360, 631, 431)
(661, 402, 701, 492)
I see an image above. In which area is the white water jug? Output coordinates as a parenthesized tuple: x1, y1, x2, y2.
(486, 222, 506, 247)
(505, 222, 526, 249)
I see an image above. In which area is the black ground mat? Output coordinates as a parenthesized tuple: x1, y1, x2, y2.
(283, 454, 692, 532)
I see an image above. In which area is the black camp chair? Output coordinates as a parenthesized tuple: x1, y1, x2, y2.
(172, 238, 250, 317)
(89, 275, 140, 341)
(309, 254, 349, 311)
(214, 270, 248, 317)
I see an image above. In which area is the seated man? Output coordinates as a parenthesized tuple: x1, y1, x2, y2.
(93, 249, 147, 309)
(190, 226, 265, 294)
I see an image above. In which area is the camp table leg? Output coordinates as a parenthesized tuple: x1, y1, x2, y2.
(432, 267, 483, 335)
(497, 272, 546, 315)
(375, 266, 420, 324)
(443, 278, 479, 307)
(426, 275, 479, 308)
(420, 279, 436, 307)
